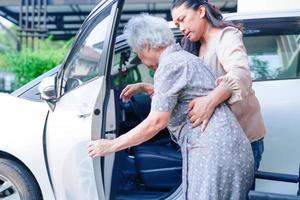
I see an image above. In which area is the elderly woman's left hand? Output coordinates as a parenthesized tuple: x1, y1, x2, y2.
(188, 96, 216, 130)
(88, 139, 115, 158)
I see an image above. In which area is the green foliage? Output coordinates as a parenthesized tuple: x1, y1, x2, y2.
(250, 56, 278, 80)
(0, 36, 73, 89)
(113, 66, 142, 88)
(148, 68, 155, 78)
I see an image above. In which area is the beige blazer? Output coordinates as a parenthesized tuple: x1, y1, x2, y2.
(202, 26, 266, 142)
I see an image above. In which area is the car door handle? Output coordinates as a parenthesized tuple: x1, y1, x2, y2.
(77, 103, 92, 118)
(78, 112, 91, 118)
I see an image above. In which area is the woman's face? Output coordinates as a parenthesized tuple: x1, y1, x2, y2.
(137, 47, 159, 69)
(172, 4, 206, 42)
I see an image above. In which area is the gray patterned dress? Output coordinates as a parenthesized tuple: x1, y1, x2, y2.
(151, 44, 254, 200)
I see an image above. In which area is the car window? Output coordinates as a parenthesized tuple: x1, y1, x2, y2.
(243, 17, 300, 81)
(111, 49, 153, 90)
(62, 5, 112, 93)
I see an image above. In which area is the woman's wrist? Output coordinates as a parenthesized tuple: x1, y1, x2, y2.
(142, 83, 154, 95)
(111, 138, 120, 153)
(209, 84, 232, 107)
(207, 94, 218, 109)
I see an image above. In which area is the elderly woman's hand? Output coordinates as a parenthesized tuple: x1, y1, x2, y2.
(188, 96, 216, 130)
(120, 83, 154, 103)
(88, 139, 115, 158)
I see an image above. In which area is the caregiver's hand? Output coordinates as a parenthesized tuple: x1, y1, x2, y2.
(188, 96, 216, 130)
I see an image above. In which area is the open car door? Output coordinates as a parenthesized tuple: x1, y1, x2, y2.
(44, 0, 124, 199)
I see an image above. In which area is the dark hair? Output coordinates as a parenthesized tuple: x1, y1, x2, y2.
(171, 0, 235, 29)
(172, 0, 240, 55)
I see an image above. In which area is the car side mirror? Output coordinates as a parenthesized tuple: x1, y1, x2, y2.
(39, 76, 57, 110)
(65, 78, 82, 93)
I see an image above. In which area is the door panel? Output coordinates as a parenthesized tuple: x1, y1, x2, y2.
(244, 21, 300, 194)
(45, 0, 123, 199)
(254, 80, 300, 195)
(46, 77, 105, 200)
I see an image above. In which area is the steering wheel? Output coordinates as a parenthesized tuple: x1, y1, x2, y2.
(129, 96, 144, 122)
(128, 93, 151, 122)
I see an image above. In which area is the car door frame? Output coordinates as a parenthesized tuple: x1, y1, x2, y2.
(92, 1, 125, 199)
(50, 0, 125, 199)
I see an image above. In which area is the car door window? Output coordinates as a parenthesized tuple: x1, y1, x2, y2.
(111, 49, 154, 90)
(243, 18, 300, 81)
(62, 5, 112, 93)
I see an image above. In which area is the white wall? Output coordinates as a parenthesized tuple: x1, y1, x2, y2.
(238, 0, 300, 12)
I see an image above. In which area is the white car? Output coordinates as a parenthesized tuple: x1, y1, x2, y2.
(0, 0, 300, 199)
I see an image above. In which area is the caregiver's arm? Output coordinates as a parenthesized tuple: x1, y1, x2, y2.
(189, 28, 251, 129)
(189, 84, 232, 128)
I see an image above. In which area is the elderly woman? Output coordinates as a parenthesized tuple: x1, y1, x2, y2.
(88, 15, 254, 199)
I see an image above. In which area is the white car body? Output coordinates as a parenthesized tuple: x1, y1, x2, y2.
(0, 93, 55, 198)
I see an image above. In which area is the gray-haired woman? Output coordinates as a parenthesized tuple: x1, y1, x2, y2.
(88, 15, 254, 199)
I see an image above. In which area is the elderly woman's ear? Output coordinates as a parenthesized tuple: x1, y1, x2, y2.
(143, 43, 151, 53)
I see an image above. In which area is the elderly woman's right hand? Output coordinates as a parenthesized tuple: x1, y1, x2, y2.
(88, 139, 115, 158)
(120, 83, 154, 103)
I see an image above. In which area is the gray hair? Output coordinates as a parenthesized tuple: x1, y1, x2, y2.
(124, 14, 175, 52)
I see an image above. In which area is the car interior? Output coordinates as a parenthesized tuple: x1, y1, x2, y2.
(109, 47, 183, 200)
